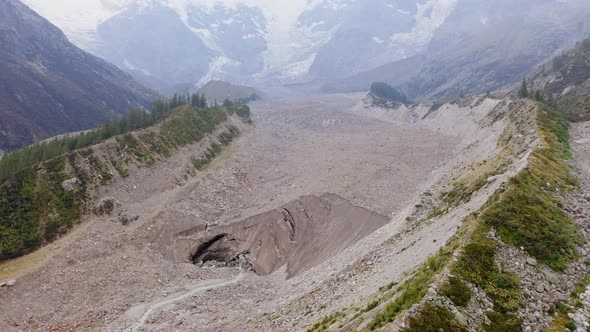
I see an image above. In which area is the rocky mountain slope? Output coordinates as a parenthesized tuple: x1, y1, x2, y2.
(0, 0, 158, 151)
(321, 55, 426, 93)
(333, 0, 590, 99)
(401, 0, 590, 101)
(529, 36, 590, 121)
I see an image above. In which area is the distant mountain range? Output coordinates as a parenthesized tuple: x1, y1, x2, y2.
(327, 0, 590, 99)
(22, 0, 457, 90)
(0, 0, 158, 151)
(22, 0, 590, 101)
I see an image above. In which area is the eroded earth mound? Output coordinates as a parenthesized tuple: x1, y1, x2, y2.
(191, 194, 389, 278)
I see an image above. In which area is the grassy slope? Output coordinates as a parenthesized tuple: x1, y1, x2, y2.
(407, 103, 580, 331)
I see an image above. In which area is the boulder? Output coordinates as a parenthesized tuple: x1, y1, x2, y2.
(61, 178, 80, 192)
(6, 279, 16, 286)
(527, 312, 537, 323)
(453, 311, 468, 326)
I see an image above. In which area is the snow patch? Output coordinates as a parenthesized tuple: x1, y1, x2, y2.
(123, 59, 152, 76)
(390, 0, 458, 48)
(197, 56, 240, 87)
(278, 53, 318, 79)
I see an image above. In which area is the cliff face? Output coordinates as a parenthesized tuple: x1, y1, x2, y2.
(0, 0, 158, 151)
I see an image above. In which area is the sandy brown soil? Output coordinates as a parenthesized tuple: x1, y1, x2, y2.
(0, 93, 495, 332)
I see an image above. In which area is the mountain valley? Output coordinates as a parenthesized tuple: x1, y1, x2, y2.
(3, 1, 590, 332)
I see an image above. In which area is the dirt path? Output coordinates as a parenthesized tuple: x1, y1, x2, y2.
(125, 270, 245, 332)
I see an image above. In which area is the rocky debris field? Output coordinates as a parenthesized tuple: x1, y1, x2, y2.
(0, 94, 510, 331)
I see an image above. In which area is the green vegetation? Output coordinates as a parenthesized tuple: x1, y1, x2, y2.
(485, 312, 522, 332)
(440, 276, 472, 307)
(367, 251, 450, 330)
(442, 174, 489, 207)
(0, 155, 84, 260)
(447, 102, 579, 331)
(452, 226, 522, 313)
(0, 92, 249, 182)
(0, 103, 169, 181)
(0, 96, 251, 262)
(366, 300, 379, 311)
(307, 311, 343, 332)
(192, 126, 240, 171)
(401, 303, 467, 332)
(565, 320, 577, 331)
(482, 108, 581, 271)
(370, 82, 410, 105)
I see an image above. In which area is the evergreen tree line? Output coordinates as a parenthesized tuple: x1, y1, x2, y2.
(0, 93, 212, 181)
(170, 93, 209, 109)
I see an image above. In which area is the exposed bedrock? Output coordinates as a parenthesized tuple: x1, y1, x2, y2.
(189, 193, 389, 278)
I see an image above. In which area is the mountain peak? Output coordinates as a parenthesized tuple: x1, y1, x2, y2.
(0, 0, 158, 150)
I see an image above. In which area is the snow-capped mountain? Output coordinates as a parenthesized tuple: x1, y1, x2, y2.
(20, 0, 590, 96)
(21, 0, 457, 89)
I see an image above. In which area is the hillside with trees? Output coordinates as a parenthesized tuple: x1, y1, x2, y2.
(0, 95, 251, 261)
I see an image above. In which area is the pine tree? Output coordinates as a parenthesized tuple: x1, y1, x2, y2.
(518, 78, 529, 98)
(191, 93, 199, 107)
(102, 121, 113, 139)
(200, 94, 207, 108)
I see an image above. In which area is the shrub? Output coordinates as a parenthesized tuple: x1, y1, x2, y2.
(401, 303, 467, 332)
(565, 320, 577, 331)
(485, 273, 521, 313)
(440, 277, 472, 307)
(452, 238, 496, 287)
(307, 312, 342, 332)
(367, 252, 448, 330)
(485, 312, 522, 332)
(366, 300, 379, 311)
